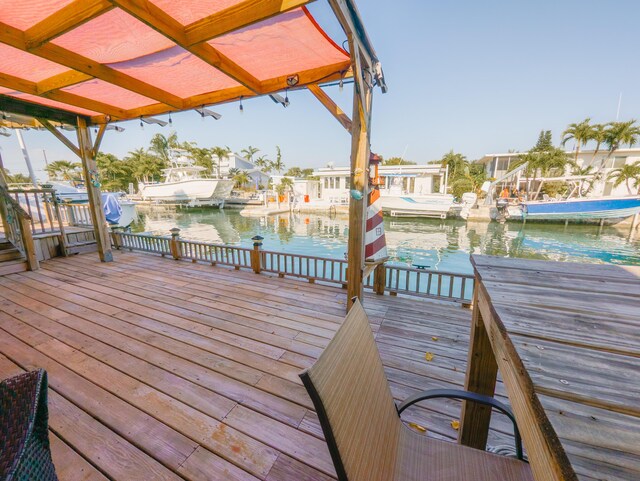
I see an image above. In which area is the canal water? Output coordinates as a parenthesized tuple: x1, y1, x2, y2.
(131, 208, 640, 275)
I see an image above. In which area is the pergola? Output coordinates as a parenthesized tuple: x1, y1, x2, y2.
(0, 0, 386, 309)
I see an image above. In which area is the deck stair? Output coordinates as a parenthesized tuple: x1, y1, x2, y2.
(0, 240, 28, 275)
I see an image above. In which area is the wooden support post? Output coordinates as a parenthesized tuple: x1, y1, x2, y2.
(19, 214, 39, 271)
(345, 58, 373, 312)
(458, 285, 499, 450)
(111, 226, 122, 250)
(76, 117, 113, 262)
(373, 262, 386, 295)
(251, 235, 263, 274)
(170, 228, 181, 260)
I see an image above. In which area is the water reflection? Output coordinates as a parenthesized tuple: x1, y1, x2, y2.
(131, 207, 640, 274)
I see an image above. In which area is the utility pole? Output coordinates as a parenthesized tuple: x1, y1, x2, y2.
(15, 129, 38, 187)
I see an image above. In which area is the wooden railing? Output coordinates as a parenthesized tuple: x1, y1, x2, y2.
(7, 188, 66, 235)
(111, 230, 473, 304)
(59, 202, 93, 227)
(0, 185, 38, 269)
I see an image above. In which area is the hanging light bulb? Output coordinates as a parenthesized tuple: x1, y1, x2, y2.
(239, 96, 244, 114)
(339, 72, 344, 92)
(168, 113, 172, 126)
(200, 105, 206, 121)
(94, 127, 98, 134)
(284, 88, 290, 108)
(139, 117, 144, 130)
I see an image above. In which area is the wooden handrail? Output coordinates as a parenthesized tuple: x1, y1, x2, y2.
(112, 231, 474, 303)
(0, 185, 38, 270)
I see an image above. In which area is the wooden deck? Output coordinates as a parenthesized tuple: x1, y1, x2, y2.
(0, 250, 516, 481)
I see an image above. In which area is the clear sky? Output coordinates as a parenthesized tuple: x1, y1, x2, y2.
(2, 0, 639, 179)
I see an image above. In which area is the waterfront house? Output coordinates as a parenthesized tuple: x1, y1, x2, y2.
(313, 163, 448, 204)
(217, 152, 271, 189)
(477, 148, 640, 196)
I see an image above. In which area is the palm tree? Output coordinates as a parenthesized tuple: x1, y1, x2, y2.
(241, 146, 260, 162)
(561, 118, 592, 163)
(232, 169, 251, 188)
(607, 161, 640, 195)
(126, 148, 165, 184)
(270, 146, 285, 174)
(96, 152, 132, 191)
(254, 155, 270, 170)
(45, 160, 82, 181)
(588, 123, 607, 167)
(148, 132, 179, 164)
(601, 120, 640, 170)
(210, 146, 231, 178)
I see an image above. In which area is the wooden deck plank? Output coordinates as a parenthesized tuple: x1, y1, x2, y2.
(0, 250, 519, 481)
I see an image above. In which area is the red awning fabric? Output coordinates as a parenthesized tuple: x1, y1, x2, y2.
(0, 1, 351, 123)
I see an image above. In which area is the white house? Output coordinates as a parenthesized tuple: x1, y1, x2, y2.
(313, 163, 447, 203)
(270, 175, 321, 202)
(216, 153, 270, 188)
(476, 148, 640, 197)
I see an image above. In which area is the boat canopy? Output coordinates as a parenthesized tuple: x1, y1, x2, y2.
(0, 1, 356, 125)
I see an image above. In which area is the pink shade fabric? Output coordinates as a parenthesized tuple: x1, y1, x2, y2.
(0, 4, 351, 118)
(149, 0, 240, 26)
(2, 91, 100, 116)
(209, 8, 349, 81)
(0, 0, 75, 30)
(53, 9, 175, 64)
(61, 79, 157, 110)
(110, 46, 241, 98)
(0, 44, 69, 82)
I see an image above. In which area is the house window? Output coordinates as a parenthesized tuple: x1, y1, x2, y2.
(609, 156, 627, 169)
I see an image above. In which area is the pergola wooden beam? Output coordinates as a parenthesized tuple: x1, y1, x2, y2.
(0, 22, 184, 109)
(37, 71, 93, 94)
(24, 0, 114, 49)
(0, 96, 84, 125)
(110, 0, 264, 93)
(307, 83, 352, 131)
(184, 0, 315, 46)
(37, 118, 81, 158)
(0, 72, 128, 118)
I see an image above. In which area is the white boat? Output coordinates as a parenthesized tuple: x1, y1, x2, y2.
(379, 173, 454, 218)
(521, 195, 640, 221)
(138, 151, 234, 205)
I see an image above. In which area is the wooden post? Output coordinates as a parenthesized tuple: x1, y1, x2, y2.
(76, 117, 113, 262)
(170, 228, 181, 260)
(111, 226, 123, 250)
(346, 51, 373, 312)
(18, 214, 39, 271)
(373, 262, 386, 295)
(458, 284, 499, 450)
(251, 235, 263, 274)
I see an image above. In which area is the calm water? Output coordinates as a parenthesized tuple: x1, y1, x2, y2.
(131, 208, 640, 274)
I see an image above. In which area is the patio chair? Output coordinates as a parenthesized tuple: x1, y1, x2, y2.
(0, 369, 58, 481)
(300, 299, 533, 481)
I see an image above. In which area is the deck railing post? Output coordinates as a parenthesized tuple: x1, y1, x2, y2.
(111, 226, 123, 250)
(170, 228, 181, 260)
(251, 235, 263, 274)
(373, 262, 386, 295)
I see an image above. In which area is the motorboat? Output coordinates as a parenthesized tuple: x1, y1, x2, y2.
(521, 195, 640, 221)
(379, 173, 454, 218)
(138, 150, 234, 205)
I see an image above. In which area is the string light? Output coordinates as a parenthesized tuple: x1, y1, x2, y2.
(284, 88, 290, 108)
(339, 71, 344, 92)
(200, 105, 205, 121)
(139, 117, 144, 130)
(239, 96, 244, 114)
(168, 113, 172, 126)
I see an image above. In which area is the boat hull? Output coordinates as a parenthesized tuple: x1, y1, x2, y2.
(521, 196, 640, 220)
(381, 194, 455, 218)
(139, 179, 234, 203)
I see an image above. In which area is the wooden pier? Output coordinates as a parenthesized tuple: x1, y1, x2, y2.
(0, 250, 515, 481)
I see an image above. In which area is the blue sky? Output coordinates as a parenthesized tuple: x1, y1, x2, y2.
(2, 0, 640, 179)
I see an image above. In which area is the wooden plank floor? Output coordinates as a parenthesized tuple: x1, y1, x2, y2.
(0, 250, 517, 481)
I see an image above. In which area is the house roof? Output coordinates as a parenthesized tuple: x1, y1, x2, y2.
(0, 1, 354, 125)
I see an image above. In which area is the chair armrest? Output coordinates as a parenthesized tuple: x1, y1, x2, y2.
(396, 388, 524, 461)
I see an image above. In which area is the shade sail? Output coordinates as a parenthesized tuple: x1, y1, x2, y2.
(0, 0, 351, 124)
